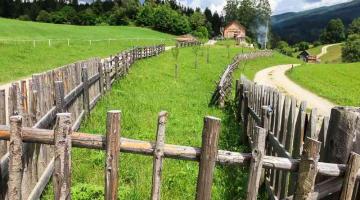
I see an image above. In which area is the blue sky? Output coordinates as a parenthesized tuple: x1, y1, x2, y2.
(175, 0, 352, 15)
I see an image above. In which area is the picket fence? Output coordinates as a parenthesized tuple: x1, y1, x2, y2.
(235, 75, 360, 200)
(210, 50, 273, 107)
(0, 44, 165, 199)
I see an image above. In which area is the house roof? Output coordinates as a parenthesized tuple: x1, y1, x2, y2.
(224, 21, 246, 31)
(298, 50, 311, 56)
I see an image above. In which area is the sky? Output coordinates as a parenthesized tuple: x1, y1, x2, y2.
(176, 0, 353, 15)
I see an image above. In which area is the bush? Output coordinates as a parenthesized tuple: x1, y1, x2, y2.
(296, 41, 310, 51)
(192, 26, 209, 39)
(18, 15, 31, 21)
(72, 184, 104, 200)
(136, 4, 155, 26)
(275, 41, 293, 56)
(313, 41, 322, 47)
(78, 8, 97, 25)
(342, 34, 360, 63)
(36, 10, 51, 22)
(109, 7, 129, 25)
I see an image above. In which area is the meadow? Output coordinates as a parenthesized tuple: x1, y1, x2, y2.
(287, 63, 360, 106)
(0, 18, 174, 83)
(320, 44, 343, 63)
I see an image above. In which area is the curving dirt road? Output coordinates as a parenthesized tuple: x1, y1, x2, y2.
(317, 43, 341, 58)
(254, 64, 336, 117)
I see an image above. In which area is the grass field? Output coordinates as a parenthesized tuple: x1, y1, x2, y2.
(287, 63, 360, 106)
(0, 18, 175, 83)
(320, 44, 343, 63)
(307, 45, 324, 56)
(41, 45, 251, 200)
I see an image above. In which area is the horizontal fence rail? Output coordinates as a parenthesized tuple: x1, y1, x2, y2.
(235, 75, 360, 200)
(176, 41, 202, 48)
(210, 50, 273, 107)
(0, 44, 166, 199)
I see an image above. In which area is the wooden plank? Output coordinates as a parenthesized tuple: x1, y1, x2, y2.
(305, 108, 318, 139)
(246, 126, 267, 200)
(105, 111, 121, 200)
(8, 116, 23, 200)
(267, 132, 292, 159)
(82, 67, 90, 116)
(98, 63, 104, 95)
(0, 90, 7, 158)
(319, 116, 329, 161)
(340, 152, 360, 200)
(293, 137, 321, 200)
(53, 113, 72, 200)
(196, 116, 221, 200)
(151, 111, 168, 200)
(27, 158, 54, 200)
(243, 91, 249, 145)
(54, 81, 65, 112)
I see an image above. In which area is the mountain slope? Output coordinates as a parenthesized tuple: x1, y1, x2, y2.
(271, 0, 360, 43)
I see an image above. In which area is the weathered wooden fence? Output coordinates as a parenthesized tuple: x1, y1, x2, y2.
(210, 50, 273, 107)
(0, 44, 165, 199)
(235, 75, 360, 200)
(176, 41, 202, 48)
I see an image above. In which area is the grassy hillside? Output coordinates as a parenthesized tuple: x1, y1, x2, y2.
(0, 18, 175, 83)
(307, 45, 324, 56)
(320, 44, 343, 63)
(287, 63, 360, 106)
(271, 0, 360, 43)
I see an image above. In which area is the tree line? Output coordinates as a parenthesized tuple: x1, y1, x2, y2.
(0, 0, 224, 38)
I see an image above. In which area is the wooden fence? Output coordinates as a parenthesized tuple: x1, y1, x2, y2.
(210, 50, 273, 107)
(176, 41, 202, 48)
(0, 44, 165, 200)
(235, 75, 360, 200)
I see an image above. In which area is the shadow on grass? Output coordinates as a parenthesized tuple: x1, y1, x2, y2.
(217, 102, 267, 200)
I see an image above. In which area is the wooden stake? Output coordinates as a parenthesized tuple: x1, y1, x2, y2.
(196, 116, 221, 200)
(105, 110, 121, 200)
(151, 111, 168, 200)
(53, 113, 72, 200)
(98, 62, 104, 95)
(82, 67, 90, 116)
(54, 81, 65, 113)
(340, 152, 360, 200)
(294, 137, 321, 200)
(246, 126, 267, 200)
(8, 115, 23, 200)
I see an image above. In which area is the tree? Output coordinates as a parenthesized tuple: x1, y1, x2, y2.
(36, 10, 52, 22)
(342, 34, 360, 62)
(224, 0, 239, 23)
(189, 11, 205, 30)
(238, 0, 255, 28)
(296, 41, 310, 51)
(109, 6, 129, 25)
(320, 18, 346, 44)
(348, 18, 360, 35)
(276, 41, 293, 56)
(212, 12, 222, 36)
(136, 4, 155, 26)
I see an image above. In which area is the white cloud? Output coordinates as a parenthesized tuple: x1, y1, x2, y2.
(176, 0, 352, 15)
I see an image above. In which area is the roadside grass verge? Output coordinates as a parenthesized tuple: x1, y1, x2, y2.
(0, 18, 174, 83)
(42, 45, 252, 199)
(320, 44, 343, 63)
(287, 63, 360, 106)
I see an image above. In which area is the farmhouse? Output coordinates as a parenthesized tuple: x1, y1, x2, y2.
(298, 50, 319, 63)
(223, 21, 246, 42)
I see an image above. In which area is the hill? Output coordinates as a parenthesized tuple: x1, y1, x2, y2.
(271, 0, 360, 43)
(0, 18, 175, 83)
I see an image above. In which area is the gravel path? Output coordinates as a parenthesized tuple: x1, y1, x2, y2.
(254, 64, 336, 117)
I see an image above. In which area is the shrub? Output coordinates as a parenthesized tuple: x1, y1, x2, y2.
(72, 183, 104, 200)
(296, 41, 310, 51)
(192, 26, 209, 39)
(342, 34, 360, 63)
(109, 7, 129, 25)
(78, 8, 97, 25)
(313, 41, 322, 47)
(18, 15, 31, 21)
(36, 10, 51, 23)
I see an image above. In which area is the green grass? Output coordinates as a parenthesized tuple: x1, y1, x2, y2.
(307, 45, 324, 56)
(233, 52, 301, 80)
(0, 18, 175, 83)
(42, 45, 251, 200)
(320, 44, 343, 63)
(287, 63, 360, 106)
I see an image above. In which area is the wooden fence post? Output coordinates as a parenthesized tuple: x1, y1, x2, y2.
(246, 126, 267, 200)
(98, 62, 104, 95)
(340, 152, 360, 200)
(237, 83, 244, 122)
(243, 91, 249, 145)
(325, 107, 360, 164)
(105, 61, 111, 91)
(8, 116, 23, 200)
(105, 110, 121, 200)
(114, 56, 119, 79)
(82, 67, 90, 116)
(293, 137, 321, 200)
(53, 113, 72, 200)
(196, 116, 221, 200)
(151, 111, 168, 200)
(54, 81, 65, 112)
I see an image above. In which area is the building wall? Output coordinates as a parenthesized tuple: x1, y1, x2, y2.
(224, 23, 246, 39)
